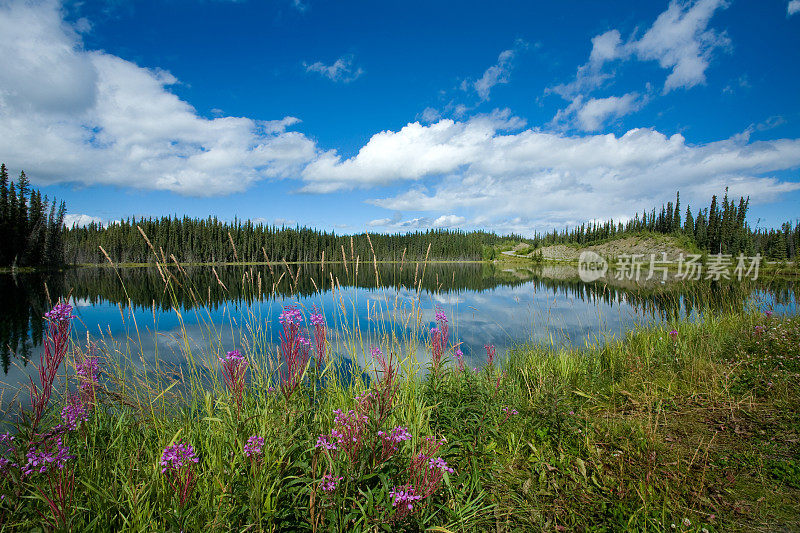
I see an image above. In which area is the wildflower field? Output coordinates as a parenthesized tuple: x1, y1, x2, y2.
(1, 280, 799, 531)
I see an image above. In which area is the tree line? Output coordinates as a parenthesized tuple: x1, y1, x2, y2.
(0, 164, 66, 268)
(63, 217, 519, 264)
(528, 190, 800, 260)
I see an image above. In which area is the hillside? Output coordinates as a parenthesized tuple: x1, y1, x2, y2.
(502, 234, 697, 263)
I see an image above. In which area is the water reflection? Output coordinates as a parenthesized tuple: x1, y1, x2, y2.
(0, 263, 796, 395)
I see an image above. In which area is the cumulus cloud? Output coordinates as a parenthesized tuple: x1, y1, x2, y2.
(303, 55, 364, 83)
(633, 0, 730, 92)
(553, 93, 644, 131)
(789, 0, 800, 15)
(63, 213, 103, 228)
(300, 109, 526, 192)
(469, 40, 527, 101)
(552, 0, 730, 114)
(432, 214, 466, 228)
(296, 113, 800, 231)
(0, 0, 318, 196)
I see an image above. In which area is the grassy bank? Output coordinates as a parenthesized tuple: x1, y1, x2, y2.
(1, 303, 798, 531)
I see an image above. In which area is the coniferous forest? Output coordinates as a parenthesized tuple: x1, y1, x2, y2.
(2, 162, 798, 266)
(0, 164, 66, 268)
(525, 191, 800, 261)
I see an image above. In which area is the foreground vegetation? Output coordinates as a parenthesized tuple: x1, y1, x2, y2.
(1, 291, 798, 531)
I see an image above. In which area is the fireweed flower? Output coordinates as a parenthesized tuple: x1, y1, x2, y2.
(484, 344, 496, 366)
(371, 347, 398, 423)
(454, 349, 465, 372)
(388, 485, 423, 522)
(61, 397, 89, 431)
(23, 437, 74, 476)
(378, 426, 412, 462)
(669, 330, 678, 340)
(428, 457, 454, 474)
(161, 441, 199, 473)
(219, 350, 248, 414)
(320, 473, 342, 493)
(315, 434, 337, 451)
(278, 306, 311, 397)
(30, 301, 74, 432)
(76, 351, 100, 406)
(0, 433, 16, 472)
(310, 307, 327, 368)
(243, 436, 264, 458)
(501, 406, 519, 423)
(160, 440, 199, 508)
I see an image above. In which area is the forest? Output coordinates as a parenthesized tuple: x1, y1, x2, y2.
(0, 164, 66, 268)
(2, 161, 798, 266)
(525, 191, 800, 260)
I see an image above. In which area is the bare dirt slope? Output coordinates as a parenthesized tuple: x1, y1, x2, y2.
(535, 235, 694, 262)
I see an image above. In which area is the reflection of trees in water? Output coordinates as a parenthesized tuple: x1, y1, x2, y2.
(0, 272, 65, 374)
(1, 264, 796, 375)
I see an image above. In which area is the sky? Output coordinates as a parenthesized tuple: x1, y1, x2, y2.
(1, 0, 799, 236)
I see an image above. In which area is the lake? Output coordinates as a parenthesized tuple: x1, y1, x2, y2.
(1, 262, 796, 407)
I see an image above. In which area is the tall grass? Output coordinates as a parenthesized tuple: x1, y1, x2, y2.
(0, 246, 798, 531)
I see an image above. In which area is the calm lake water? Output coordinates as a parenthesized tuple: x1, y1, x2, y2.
(1, 262, 796, 405)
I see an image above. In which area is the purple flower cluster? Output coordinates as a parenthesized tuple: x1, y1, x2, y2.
(44, 302, 74, 323)
(754, 325, 765, 335)
(378, 426, 412, 445)
(279, 306, 303, 325)
(23, 437, 74, 476)
(315, 434, 337, 451)
(61, 398, 89, 431)
(669, 329, 678, 340)
(160, 440, 199, 509)
(378, 426, 412, 462)
(30, 301, 74, 433)
(320, 473, 342, 493)
(389, 485, 422, 511)
(243, 436, 264, 458)
(160, 441, 199, 473)
(278, 306, 311, 398)
(316, 408, 370, 462)
(428, 457, 454, 474)
(76, 352, 100, 404)
(0, 433, 16, 472)
(310, 312, 325, 326)
(219, 349, 248, 414)
(454, 349, 465, 372)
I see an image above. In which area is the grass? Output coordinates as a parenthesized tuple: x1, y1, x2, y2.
(0, 265, 798, 531)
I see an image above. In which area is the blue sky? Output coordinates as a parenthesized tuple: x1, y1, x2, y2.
(1, 0, 799, 235)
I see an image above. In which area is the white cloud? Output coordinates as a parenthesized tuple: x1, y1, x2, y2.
(367, 213, 433, 230)
(633, 0, 730, 92)
(553, 0, 729, 104)
(472, 40, 527, 101)
(789, 0, 800, 15)
(291, 0, 308, 12)
(419, 107, 441, 123)
(432, 214, 466, 228)
(554, 93, 645, 131)
(303, 55, 364, 83)
(297, 114, 800, 231)
(63, 213, 102, 228)
(300, 109, 526, 192)
(0, 0, 318, 196)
